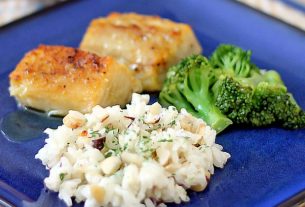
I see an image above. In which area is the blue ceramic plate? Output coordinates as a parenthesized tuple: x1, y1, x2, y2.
(0, 0, 305, 207)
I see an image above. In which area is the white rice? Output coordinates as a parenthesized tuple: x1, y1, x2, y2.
(35, 93, 230, 207)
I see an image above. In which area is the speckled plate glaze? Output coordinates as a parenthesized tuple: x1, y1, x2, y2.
(0, 0, 305, 207)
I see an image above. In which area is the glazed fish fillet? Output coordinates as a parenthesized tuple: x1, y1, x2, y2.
(80, 12, 202, 91)
(9, 45, 142, 115)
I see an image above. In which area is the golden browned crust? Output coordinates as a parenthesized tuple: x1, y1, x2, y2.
(9, 45, 141, 115)
(80, 13, 202, 91)
(10, 45, 110, 87)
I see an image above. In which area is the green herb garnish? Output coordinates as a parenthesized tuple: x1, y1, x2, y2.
(59, 173, 67, 181)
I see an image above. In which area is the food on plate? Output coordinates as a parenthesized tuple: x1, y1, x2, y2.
(159, 44, 305, 133)
(159, 54, 233, 133)
(35, 93, 230, 207)
(9, 45, 141, 116)
(210, 45, 305, 129)
(80, 12, 202, 92)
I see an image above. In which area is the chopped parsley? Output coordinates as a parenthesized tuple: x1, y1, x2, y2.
(105, 124, 115, 133)
(158, 138, 173, 142)
(121, 143, 128, 151)
(89, 130, 102, 138)
(104, 151, 113, 158)
(59, 173, 67, 181)
(169, 120, 176, 126)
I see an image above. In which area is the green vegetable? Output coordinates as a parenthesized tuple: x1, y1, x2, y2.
(250, 82, 305, 129)
(159, 55, 232, 133)
(210, 44, 260, 77)
(159, 44, 305, 132)
(59, 173, 66, 181)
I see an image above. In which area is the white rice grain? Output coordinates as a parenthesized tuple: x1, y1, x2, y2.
(35, 93, 230, 207)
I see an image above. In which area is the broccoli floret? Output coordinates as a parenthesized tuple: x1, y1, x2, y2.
(251, 82, 305, 129)
(159, 56, 205, 117)
(159, 55, 232, 133)
(159, 44, 305, 132)
(212, 70, 284, 125)
(210, 44, 259, 77)
(212, 76, 252, 124)
(248, 83, 283, 127)
(211, 45, 305, 129)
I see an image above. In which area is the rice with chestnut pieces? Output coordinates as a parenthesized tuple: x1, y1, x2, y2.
(35, 93, 230, 207)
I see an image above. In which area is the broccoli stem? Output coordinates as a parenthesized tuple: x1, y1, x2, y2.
(181, 65, 232, 133)
(159, 87, 198, 115)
